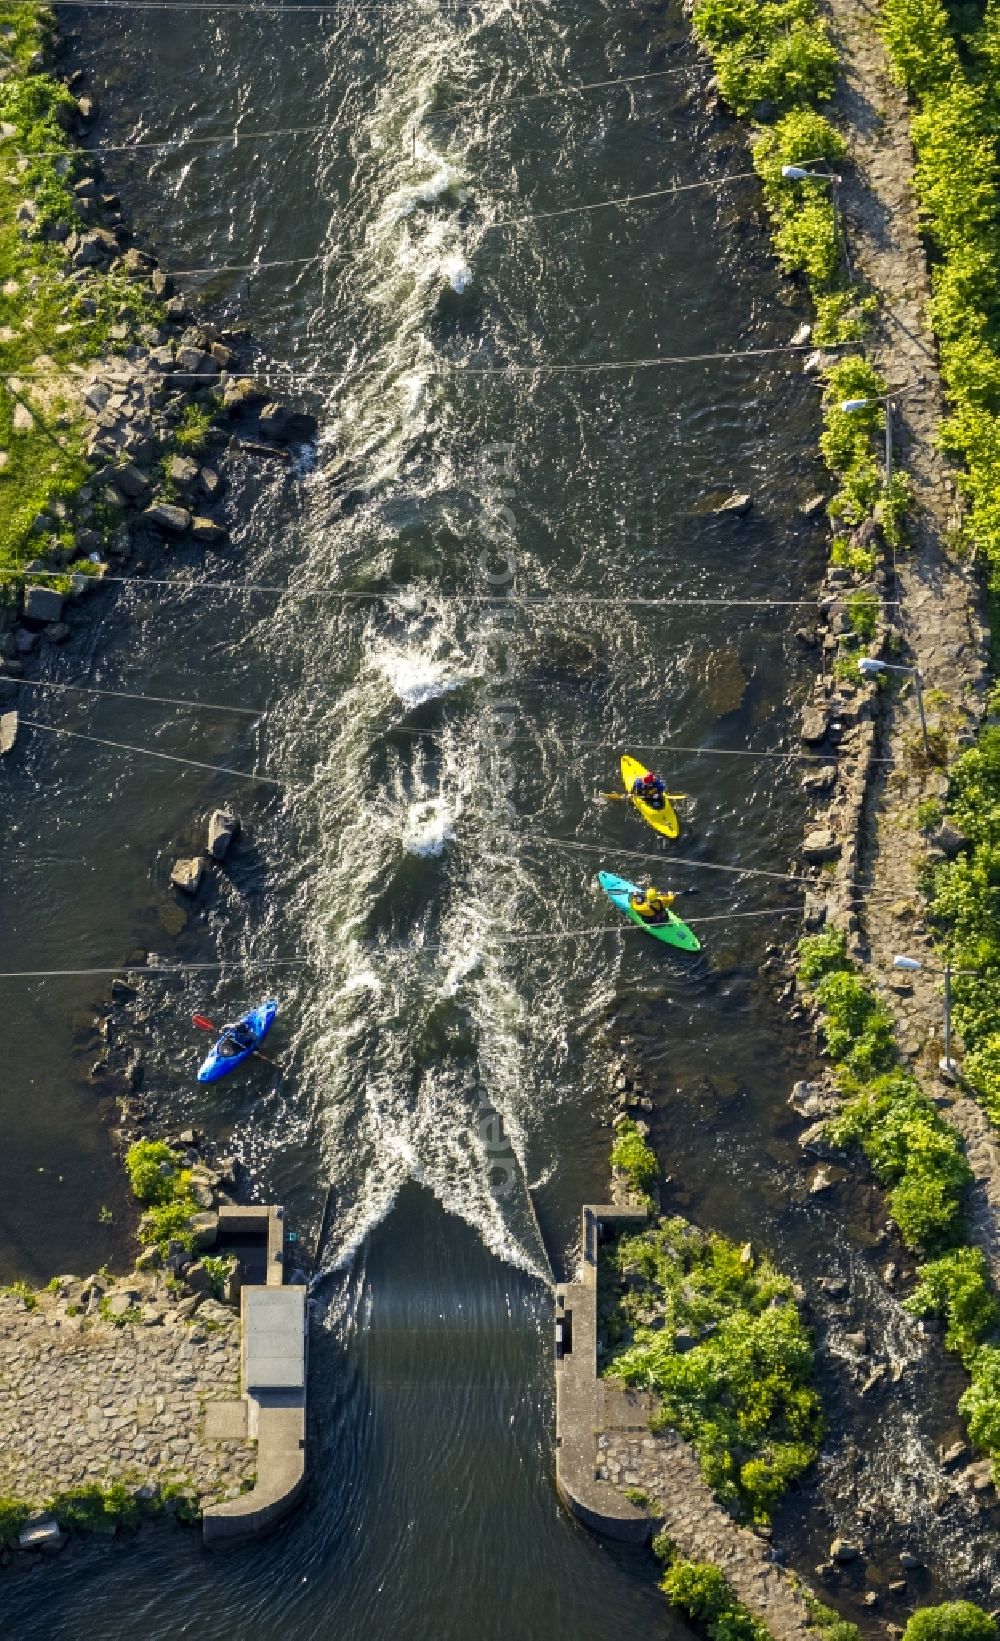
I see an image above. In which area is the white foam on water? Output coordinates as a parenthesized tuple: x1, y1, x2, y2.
(371, 646, 463, 710)
(403, 796, 457, 856)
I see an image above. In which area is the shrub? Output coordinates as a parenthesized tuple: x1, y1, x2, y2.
(610, 1120, 658, 1193)
(125, 1140, 180, 1206)
(604, 1218, 821, 1521)
(660, 1557, 771, 1641)
(50, 1482, 141, 1533)
(1, 1280, 37, 1310)
(140, 1195, 199, 1253)
(0, 1496, 29, 1547)
(905, 1249, 999, 1362)
(902, 1605, 997, 1641)
(959, 1347, 1000, 1459)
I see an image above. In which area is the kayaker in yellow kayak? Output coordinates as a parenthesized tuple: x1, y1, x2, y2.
(630, 886, 676, 925)
(630, 770, 667, 810)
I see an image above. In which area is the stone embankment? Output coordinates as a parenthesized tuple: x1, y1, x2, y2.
(776, 0, 1000, 1280)
(0, 1271, 255, 1547)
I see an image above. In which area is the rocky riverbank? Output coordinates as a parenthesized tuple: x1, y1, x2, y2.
(0, 1, 318, 730)
(0, 1115, 265, 1566)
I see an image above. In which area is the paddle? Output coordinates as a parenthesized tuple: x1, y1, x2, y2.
(599, 791, 688, 802)
(191, 1013, 284, 1074)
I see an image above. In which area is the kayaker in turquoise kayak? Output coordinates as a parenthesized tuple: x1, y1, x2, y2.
(630, 886, 676, 925)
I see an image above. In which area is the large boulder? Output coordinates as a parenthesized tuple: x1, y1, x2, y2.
(207, 808, 240, 860)
(23, 586, 63, 624)
(170, 857, 203, 896)
(140, 503, 191, 536)
(72, 228, 118, 268)
(18, 1515, 65, 1553)
(189, 516, 228, 545)
(803, 828, 841, 864)
(113, 462, 151, 503)
(167, 454, 200, 492)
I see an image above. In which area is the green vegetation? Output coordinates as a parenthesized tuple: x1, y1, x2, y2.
(924, 727, 1000, 1123)
(173, 399, 216, 453)
(50, 1481, 141, 1533)
(1, 1280, 37, 1310)
(0, 1496, 30, 1547)
(125, 1139, 182, 1204)
(124, 1139, 198, 1252)
(690, 0, 838, 123)
(802, 1592, 863, 1641)
(906, 1247, 999, 1359)
(609, 1118, 658, 1194)
(0, 2, 161, 581)
(200, 1253, 235, 1300)
(798, 932, 1000, 1479)
(98, 1295, 141, 1328)
(877, 0, 1000, 580)
(604, 1217, 821, 1523)
(902, 1605, 997, 1641)
(799, 932, 971, 1250)
(653, 1537, 772, 1641)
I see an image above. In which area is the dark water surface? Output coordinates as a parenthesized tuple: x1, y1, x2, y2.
(2, 0, 998, 1634)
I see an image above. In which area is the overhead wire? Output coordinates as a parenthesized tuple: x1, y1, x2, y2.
(5, 63, 725, 162)
(0, 906, 810, 979)
(3, 569, 888, 612)
(19, 719, 288, 786)
(13, 677, 259, 714)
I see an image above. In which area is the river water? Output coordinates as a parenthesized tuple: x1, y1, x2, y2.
(2, 0, 999, 1635)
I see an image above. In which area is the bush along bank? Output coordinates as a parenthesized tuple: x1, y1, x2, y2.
(601, 1214, 822, 1526)
(877, 0, 1000, 583)
(0, 1, 316, 674)
(921, 727, 1000, 1121)
(688, 0, 912, 578)
(797, 930, 1000, 1481)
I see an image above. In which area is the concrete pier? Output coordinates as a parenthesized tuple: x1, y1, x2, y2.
(554, 1203, 655, 1541)
(202, 1205, 308, 1546)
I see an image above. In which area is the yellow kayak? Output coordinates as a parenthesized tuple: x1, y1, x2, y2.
(621, 755, 680, 840)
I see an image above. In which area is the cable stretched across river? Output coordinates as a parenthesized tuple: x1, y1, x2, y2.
(0, 906, 808, 979)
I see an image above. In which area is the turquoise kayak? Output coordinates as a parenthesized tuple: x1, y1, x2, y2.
(598, 872, 701, 952)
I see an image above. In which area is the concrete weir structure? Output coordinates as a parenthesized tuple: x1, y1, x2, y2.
(554, 1202, 655, 1542)
(202, 1205, 308, 1546)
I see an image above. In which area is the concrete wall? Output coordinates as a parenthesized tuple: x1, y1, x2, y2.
(202, 1205, 308, 1547)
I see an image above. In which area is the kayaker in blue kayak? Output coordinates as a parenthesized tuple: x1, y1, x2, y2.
(632, 771, 667, 810)
(630, 886, 676, 925)
(218, 1020, 257, 1058)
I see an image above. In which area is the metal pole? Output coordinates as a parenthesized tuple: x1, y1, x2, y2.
(944, 964, 952, 1070)
(913, 669, 930, 757)
(885, 396, 893, 488)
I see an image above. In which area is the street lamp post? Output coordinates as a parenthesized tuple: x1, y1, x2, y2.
(781, 162, 849, 278)
(892, 955, 978, 1079)
(841, 392, 896, 487)
(858, 657, 929, 755)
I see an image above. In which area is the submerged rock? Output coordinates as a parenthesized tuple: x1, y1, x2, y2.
(170, 857, 203, 896)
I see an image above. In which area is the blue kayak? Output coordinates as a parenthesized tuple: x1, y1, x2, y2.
(197, 1000, 278, 1083)
(598, 872, 701, 952)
